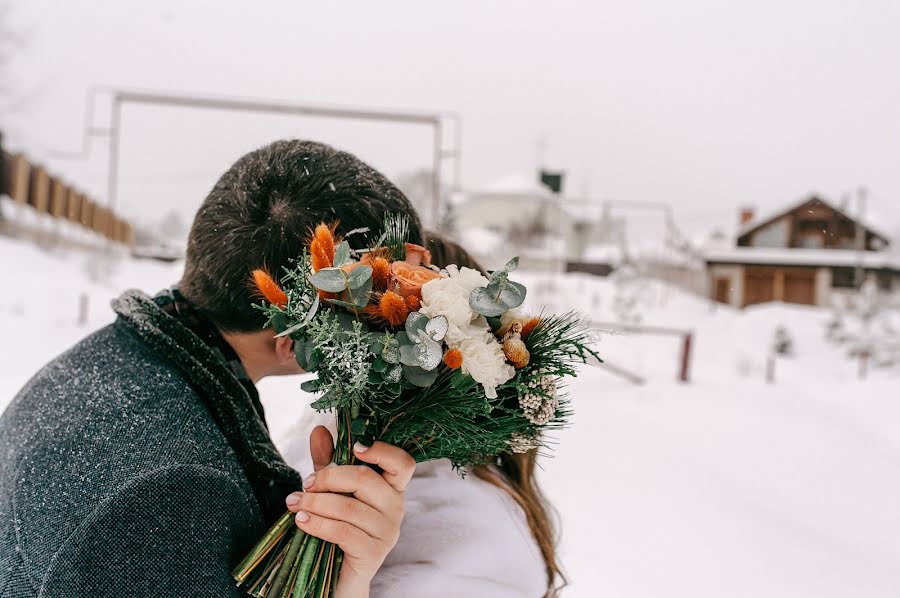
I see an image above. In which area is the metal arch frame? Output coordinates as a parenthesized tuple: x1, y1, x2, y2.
(50, 87, 462, 227)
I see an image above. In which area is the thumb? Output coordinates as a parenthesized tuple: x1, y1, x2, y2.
(309, 425, 335, 472)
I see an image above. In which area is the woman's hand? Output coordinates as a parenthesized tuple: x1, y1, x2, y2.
(285, 426, 415, 598)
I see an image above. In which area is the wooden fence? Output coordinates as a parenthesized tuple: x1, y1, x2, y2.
(0, 142, 133, 246)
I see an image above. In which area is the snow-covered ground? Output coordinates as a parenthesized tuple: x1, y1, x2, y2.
(2, 235, 899, 597)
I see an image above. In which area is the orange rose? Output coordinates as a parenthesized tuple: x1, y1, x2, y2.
(390, 260, 441, 299)
(404, 243, 432, 267)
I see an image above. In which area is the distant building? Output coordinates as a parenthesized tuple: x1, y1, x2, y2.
(453, 172, 577, 270)
(705, 196, 900, 307)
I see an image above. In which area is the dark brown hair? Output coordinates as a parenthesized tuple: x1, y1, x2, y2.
(424, 232, 565, 597)
(181, 140, 423, 331)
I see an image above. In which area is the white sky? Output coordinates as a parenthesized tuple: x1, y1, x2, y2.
(3, 0, 900, 240)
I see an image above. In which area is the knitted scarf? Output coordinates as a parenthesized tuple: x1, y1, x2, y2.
(111, 289, 302, 525)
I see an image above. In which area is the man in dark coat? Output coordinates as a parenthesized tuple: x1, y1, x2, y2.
(0, 140, 422, 598)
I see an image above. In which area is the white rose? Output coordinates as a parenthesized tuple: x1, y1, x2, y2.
(420, 265, 491, 345)
(458, 330, 515, 399)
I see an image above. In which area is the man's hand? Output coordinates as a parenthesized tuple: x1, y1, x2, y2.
(284, 426, 415, 598)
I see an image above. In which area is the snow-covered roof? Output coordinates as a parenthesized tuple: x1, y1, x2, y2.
(476, 172, 552, 197)
(738, 195, 892, 243)
(579, 244, 623, 264)
(705, 247, 900, 270)
(456, 227, 504, 255)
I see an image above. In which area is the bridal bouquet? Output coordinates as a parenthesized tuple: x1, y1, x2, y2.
(232, 216, 599, 597)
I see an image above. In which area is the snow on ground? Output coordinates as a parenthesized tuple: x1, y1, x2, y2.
(2, 237, 899, 597)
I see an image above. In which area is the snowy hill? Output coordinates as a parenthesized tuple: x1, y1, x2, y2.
(1, 236, 899, 597)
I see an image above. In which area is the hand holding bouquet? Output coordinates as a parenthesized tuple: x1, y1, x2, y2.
(232, 216, 599, 597)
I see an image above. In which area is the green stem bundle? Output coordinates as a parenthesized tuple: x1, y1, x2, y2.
(232, 408, 354, 598)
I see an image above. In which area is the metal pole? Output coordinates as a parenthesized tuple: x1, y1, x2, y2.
(432, 119, 442, 229)
(452, 115, 462, 193)
(107, 95, 121, 214)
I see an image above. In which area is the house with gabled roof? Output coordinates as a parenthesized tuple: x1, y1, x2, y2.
(705, 195, 900, 308)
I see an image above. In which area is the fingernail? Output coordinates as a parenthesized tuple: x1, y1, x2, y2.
(354, 441, 370, 453)
(295, 511, 309, 524)
(303, 473, 316, 489)
(285, 493, 301, 507)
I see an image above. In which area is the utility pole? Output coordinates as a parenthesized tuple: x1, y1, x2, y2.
(855, 186, 867, 288)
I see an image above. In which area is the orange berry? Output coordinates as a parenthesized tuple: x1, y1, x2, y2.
(443, 348, 463, 370)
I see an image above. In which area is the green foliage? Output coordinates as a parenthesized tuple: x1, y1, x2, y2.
(382, 213, 409, 260)
(469, 257, 527, 317)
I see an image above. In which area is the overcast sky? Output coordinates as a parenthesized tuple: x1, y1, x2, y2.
(3, 0, 900, 240)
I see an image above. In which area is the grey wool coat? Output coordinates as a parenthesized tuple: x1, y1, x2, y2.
(0, 290, 303, 597)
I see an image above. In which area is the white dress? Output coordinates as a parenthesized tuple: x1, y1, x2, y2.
(275, 410, 548, 598)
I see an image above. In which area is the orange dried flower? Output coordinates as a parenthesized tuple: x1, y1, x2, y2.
(443, 348, 463, 370)
(251, 269, 288, 308)
(366, 291, 408, 327)
(404, 294, 421, 311)
(310, 223, 336, 272)
(521, 317, 541, 338)
(370, 256, 391, 291)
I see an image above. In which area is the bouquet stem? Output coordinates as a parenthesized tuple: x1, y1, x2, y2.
(233, 408, 355, 598)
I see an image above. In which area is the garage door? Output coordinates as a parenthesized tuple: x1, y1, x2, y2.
(743, 267, 775, 307)
(784, 269, 816, 304)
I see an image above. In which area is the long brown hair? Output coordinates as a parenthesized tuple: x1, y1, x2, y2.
(425, 232, 565, 597)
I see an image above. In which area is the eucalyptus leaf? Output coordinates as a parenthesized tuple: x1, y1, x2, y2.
(402, 364, 439, 387)
(503, 256, 519, 273)
(326, 298, 363, 311)
(372, 356, 388, 373)
(333, 241, 352, 267)
(425, 315, 449, 342)
(274, 320, 306, 339)
(498, 281, 527, 309)
(395, 332, 411, 346)
(469, 286, 507, 317)
(418, 339, 443, 371)
(309, 268, 348, 293)
(301, 294, 320, 326)
(399, 343, 421, 367)
(382, 344, 401, 364)
(385, 364, 403, 383)
(347, 264, 372, 289)
(348, 275, 373, 307)
(405, 311, 428, 337)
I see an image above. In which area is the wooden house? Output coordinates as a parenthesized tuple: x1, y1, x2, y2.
(705, 196, 899, 308)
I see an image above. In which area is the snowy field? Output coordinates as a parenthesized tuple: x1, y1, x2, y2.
(2, 236, 899, 597)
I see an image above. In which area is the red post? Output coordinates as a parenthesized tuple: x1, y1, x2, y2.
(679, 332, 693, 383)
